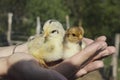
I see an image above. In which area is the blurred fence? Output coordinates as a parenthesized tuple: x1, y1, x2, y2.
(112, 34, 120, 80)
(6, 13, 42, 45)
(6, 13, 70, 45)
(0, 12, 120, 80)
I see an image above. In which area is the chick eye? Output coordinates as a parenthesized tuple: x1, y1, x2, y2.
(51, 30, 59, 34)
(72, 33, 76, 36)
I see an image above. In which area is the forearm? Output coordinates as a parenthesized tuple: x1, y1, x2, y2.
(7, 60, 67, 80)
(0, 46, 15, 57)
(0, 57, 8, 76)
(0, 43, 28, 57)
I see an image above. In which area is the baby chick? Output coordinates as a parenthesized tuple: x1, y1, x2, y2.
(63, 26, 86, 59)
(27, 34, 44, 58)
(27, 34, 47, 67)
(42, 20, 65, 61)
(27, 19, 65, 67)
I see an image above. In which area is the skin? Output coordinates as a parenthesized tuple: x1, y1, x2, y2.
(0, 36, 116, 80)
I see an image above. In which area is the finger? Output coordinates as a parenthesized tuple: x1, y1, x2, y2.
(93, 46, 116, 60)
(75, 45, 115, 77)
(75, 60, 104, 77)
(82, 38, 94, 45)
(95, 36, 106, 41)
(102, 46, 116, 56)
(69, 40, 107, 67)
(83, 36, 106, 45)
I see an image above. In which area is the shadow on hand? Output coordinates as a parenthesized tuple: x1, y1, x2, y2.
(2, 60, 67, 80)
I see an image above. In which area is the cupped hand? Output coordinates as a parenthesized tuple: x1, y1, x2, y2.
(75, 36, 116, 77)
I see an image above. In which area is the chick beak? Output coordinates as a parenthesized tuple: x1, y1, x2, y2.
(43, 32, 49, 41)
(79, 35, 83, 40)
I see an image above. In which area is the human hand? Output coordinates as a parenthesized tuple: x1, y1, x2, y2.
(75, 36, 116, 77)
(0, 36, 115, 80)
(53, 36, 116, 79)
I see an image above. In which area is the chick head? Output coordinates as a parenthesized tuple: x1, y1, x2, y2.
(65, 26, 84, 43)
(43, 19, 65, 41)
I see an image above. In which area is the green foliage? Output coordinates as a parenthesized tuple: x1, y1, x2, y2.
(0, 0, 120, 44)
(25, 0, 69, 31)
(64, 0, 120, 45)
(0, 0, 29, 34)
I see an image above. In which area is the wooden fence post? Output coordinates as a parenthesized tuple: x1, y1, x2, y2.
(36, 16, 41, 35)
(66, 15, 70, 29)
(112, 33, 120, 80)
(7, 13, 13, 45)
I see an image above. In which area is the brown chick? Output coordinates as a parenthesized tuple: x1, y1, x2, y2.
(63, 26, 86, 59)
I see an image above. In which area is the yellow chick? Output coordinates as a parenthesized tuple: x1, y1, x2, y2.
(63, 26, 86, 59)
(27, 19, 65, 67)
(27, 34, 44, 58)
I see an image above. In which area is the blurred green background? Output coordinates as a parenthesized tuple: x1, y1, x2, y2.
(0, 0, 120, 80)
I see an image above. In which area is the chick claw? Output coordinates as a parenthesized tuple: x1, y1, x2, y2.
(39, 59, 48, 68)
